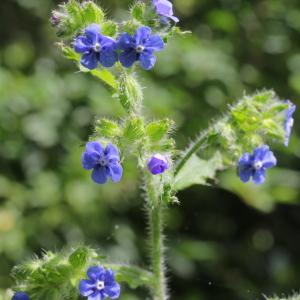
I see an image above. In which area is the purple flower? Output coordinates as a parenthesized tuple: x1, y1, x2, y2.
(12, 292, 30, 300)
(238, 145, 277, 185)
(153, 0, 179, 23)
(79, 266, 121, 300)
(74, 24, 118, 70)
(284, 100, 296, 146)
(82, 142, 123, 184)
(117, 26, 165, 70)
(147, 154, 169, 175)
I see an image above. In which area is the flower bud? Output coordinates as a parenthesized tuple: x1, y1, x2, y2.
(147, 154, 169, 175)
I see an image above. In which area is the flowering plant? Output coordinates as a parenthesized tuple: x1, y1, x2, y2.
(9, 1, 296, 299)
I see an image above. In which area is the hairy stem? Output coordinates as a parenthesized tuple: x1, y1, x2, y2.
(145, 173, 168, 300)
(175, 130, 208, 175)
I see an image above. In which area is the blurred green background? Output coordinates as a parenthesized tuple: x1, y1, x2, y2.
(0, 0, 300, 299)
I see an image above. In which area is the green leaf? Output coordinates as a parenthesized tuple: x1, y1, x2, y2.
(95, 119, 121, 138)
(146, 119, 173, 142)
(123, 117, 145, 142)
(81, 1, 105, 24)
(105, 264, 154, 289)
(58, 44, 118, 89)
(91, 69, 118, 90)
(174, 152, 223, 190)
(68, 246, 90, 269)
(101, 21, 118, 37)
(131, 1, 146, 22)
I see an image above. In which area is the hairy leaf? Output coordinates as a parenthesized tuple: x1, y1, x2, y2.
(174, 152, 223, 190)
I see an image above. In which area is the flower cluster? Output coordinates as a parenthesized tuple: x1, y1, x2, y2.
(79, 266, 120, 300)
(74, 25, 165, 70)
(238, 100, 296, 185)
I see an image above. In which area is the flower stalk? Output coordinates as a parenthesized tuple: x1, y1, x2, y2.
(145, 172, 168, 300)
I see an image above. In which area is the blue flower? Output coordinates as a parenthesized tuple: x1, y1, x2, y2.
(117, 26, 165, 70)
(152, 0, 179, 23)
(284, 100, 296, 146)
(82, 142, 123, 184)
(238, 145, 277, 185)
(74, 24, 118, 70)
(147, 154, 169, 175)
(12, 292, 30, 300)
(79, 266, 121, 300)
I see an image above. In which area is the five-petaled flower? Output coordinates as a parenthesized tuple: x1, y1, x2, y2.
(74, 24, 118, 70)
(82, 142, 123, 184)
(238, 145, 277, 185)
(147, 154, 169, 175)
(284, 100, 296, 146)
(117, 26, 165, 70)
(152, 0, 179, 23)
(12, 292, 30, 300)
(79, 266, 121, 300)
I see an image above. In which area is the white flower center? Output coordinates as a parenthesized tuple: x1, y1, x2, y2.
(98, 157, 107, 166)
(253, 161, 262, 170)
(96, 280, 105, 291)
(93, 43, 101, 52)
(136, 45, 144, 53)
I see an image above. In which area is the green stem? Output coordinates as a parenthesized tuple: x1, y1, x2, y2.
(145, 173, 168, 300)
(175, 130, 208, 176)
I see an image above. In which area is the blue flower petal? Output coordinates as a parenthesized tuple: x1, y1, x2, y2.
(109, 163, 123, 182)
(79, 280, 96, 297)
(144, 35, 165, 52)
(105, 144, 120, 159)
(261, 150, 277, 168)
(86, 142, 104, 154)
(134, 26, 152, 45)
(104, 282, 121, 299)
(82, 142, 103, 170)
(139, 52, 157, 70)
(252, 169, 266, 185)
(153, 0, 179, 22)
(81, 52, 99, 70)
(74, 36, 92, 53)
(12, 292, 30, 300)
(99, 50, 118, 68)
(87, 266, 106, 281)
(238, 165, 252, 183)
(253, 145, 269, 161)
(92, 167, 108, 184)
(119, 49, 138, 68)
(88, 293, 103, 300)
(85, 24, 101, 43)
(117, 33, 134, 51)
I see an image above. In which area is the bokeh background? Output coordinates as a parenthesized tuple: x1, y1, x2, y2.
(1, 0, 300, 299)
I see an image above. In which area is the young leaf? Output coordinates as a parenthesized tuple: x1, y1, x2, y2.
(105, 264, 154, 289)
(174, 152, 223, 190)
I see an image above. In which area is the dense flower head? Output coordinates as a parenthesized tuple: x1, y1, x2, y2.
(74, 24, 118, 70)
(284, 100, 296, 146)
(238, 145, 277, 185)
(79, 266, 121, 300)
(147, 154, 169, 175)
(82, 141, 123, 184)
(12, 292, 30, 300)
(117, 26, 165, 70)
(152, 0, 179, 23)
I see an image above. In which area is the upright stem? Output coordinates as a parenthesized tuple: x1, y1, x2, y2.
(145, 173, 168, 300)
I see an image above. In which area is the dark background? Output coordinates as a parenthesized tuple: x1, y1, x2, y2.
(0, 0, 300, 299)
